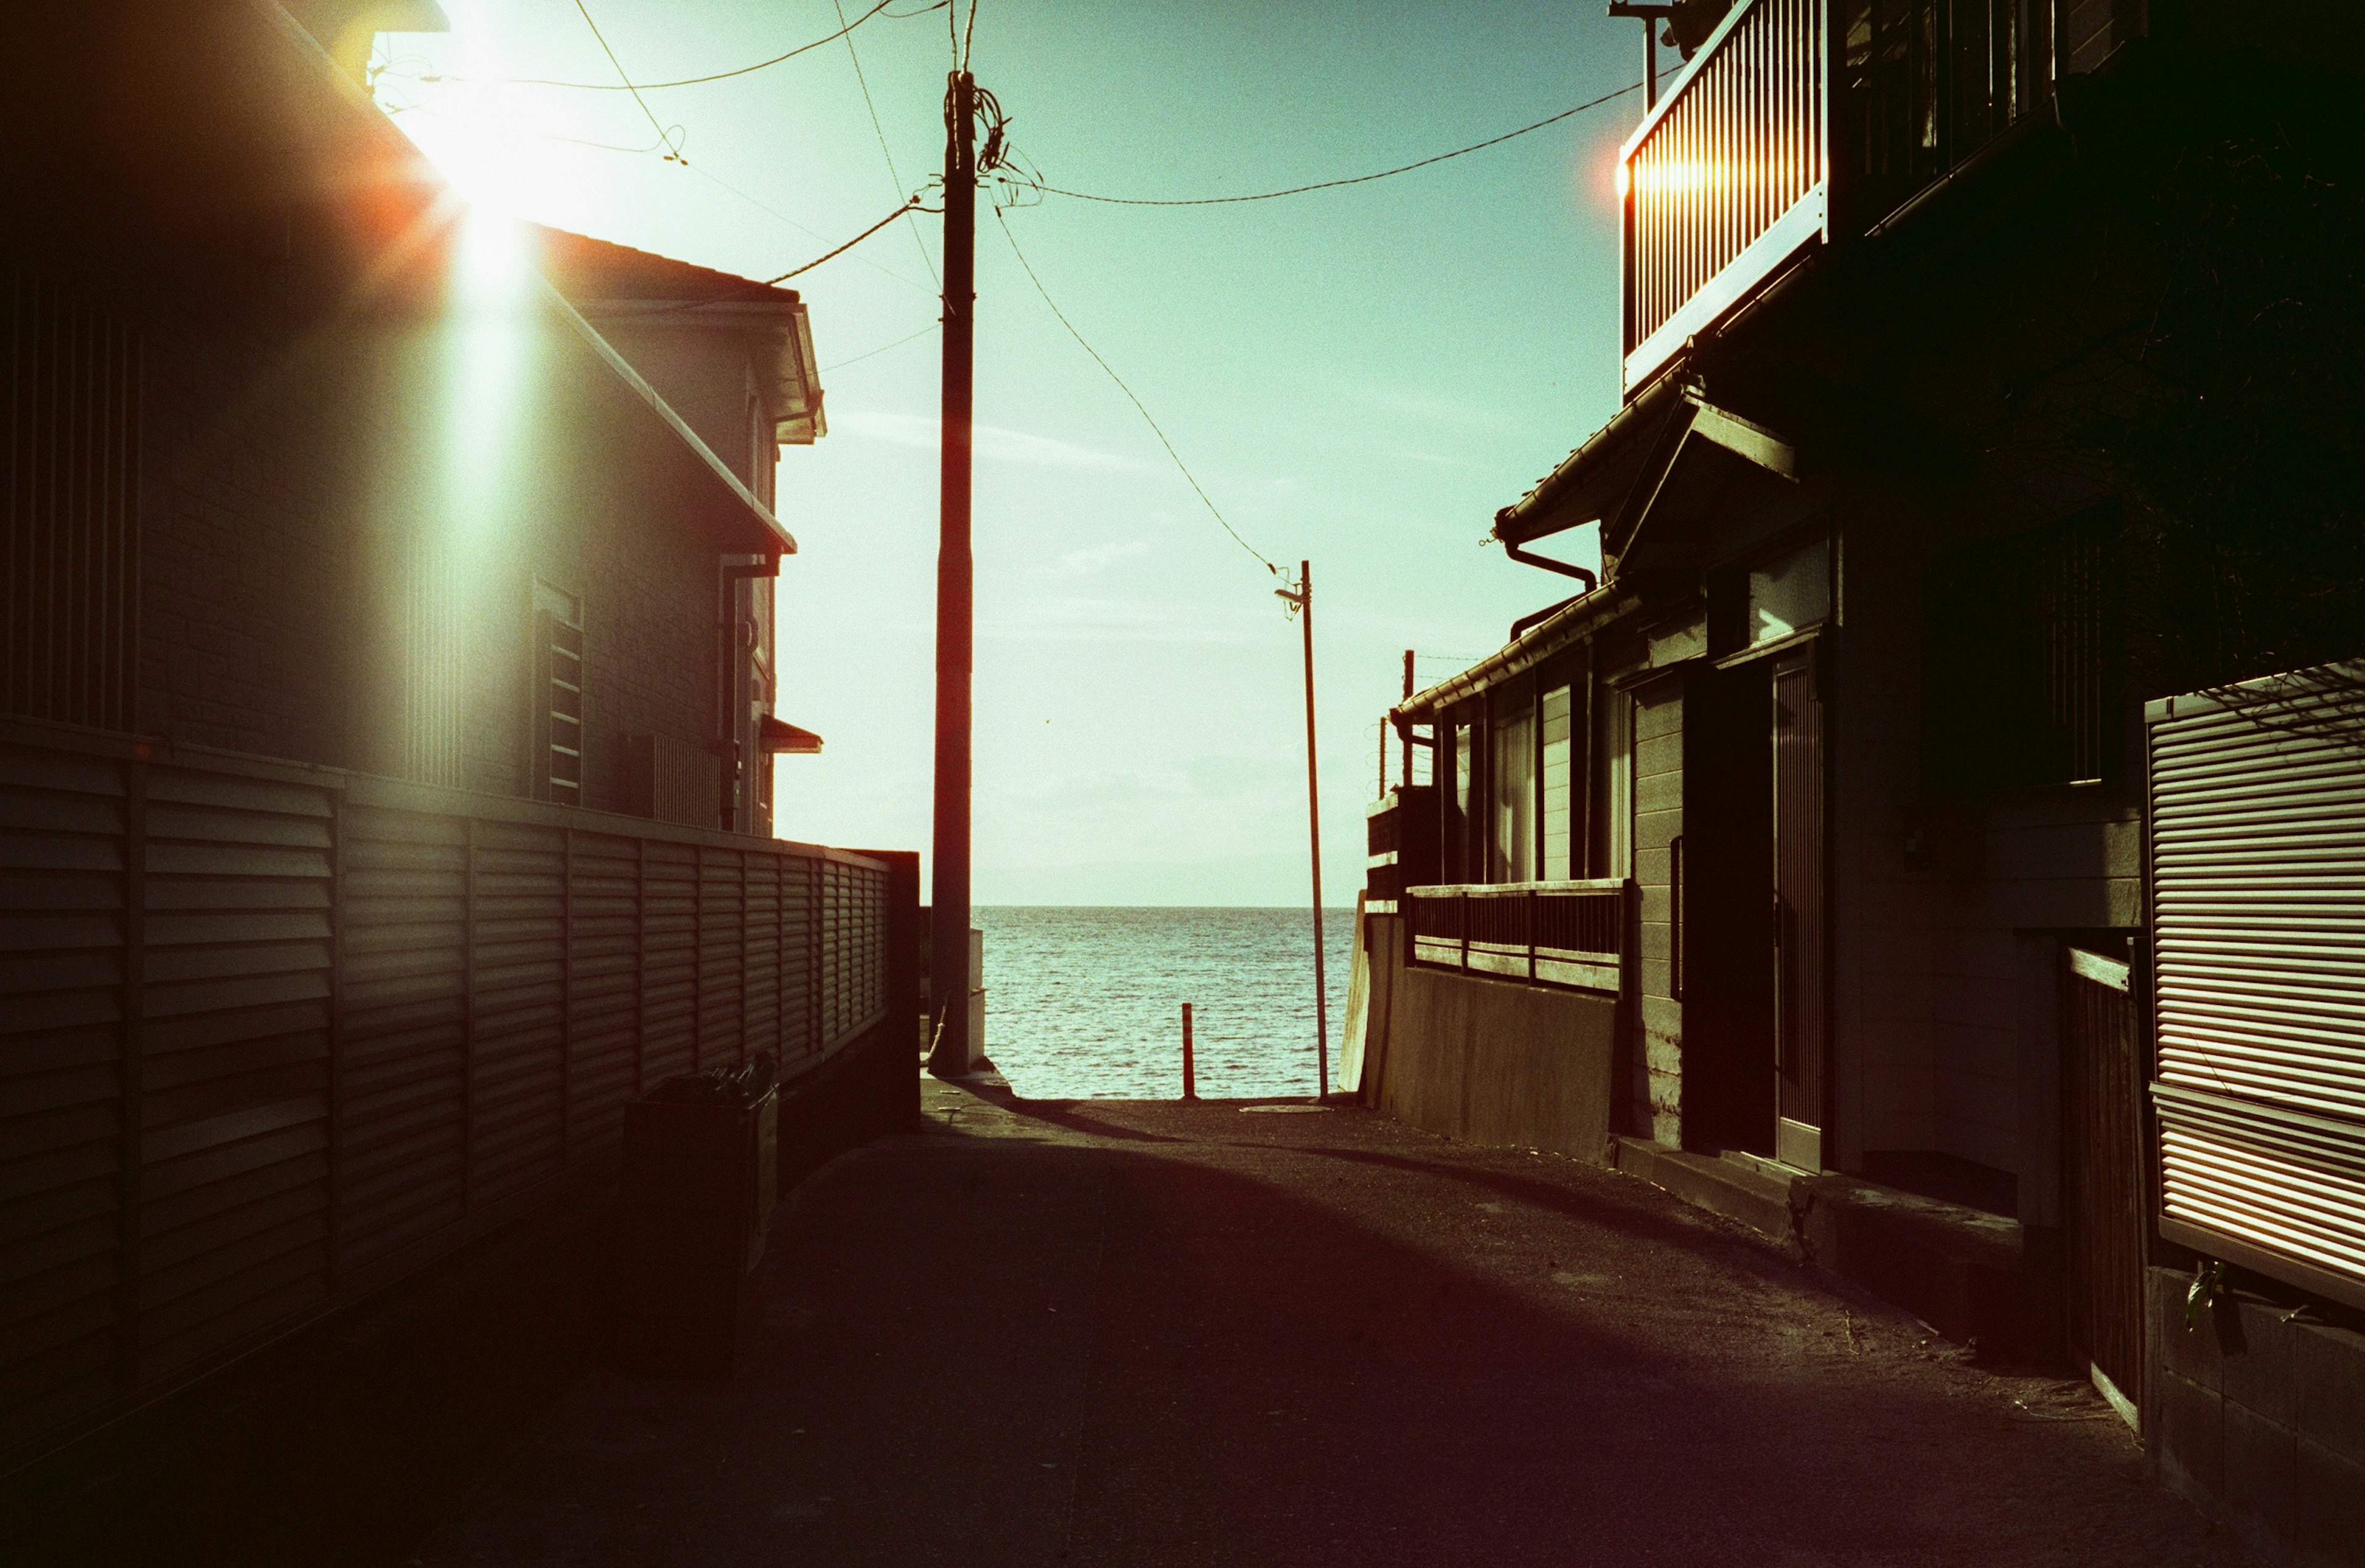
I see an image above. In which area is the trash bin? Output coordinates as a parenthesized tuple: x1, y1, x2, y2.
(613, 1056, 778, 1377)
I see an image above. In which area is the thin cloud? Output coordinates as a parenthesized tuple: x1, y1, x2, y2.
(833, 409, 1149, 472)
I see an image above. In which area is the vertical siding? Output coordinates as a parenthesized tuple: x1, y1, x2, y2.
(2, 267, 140, 735)
(0, 724, 898, 1466)
(1633, 681, 1685, 1145)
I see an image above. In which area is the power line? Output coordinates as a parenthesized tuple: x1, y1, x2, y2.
(420, 0, 939, 92)
(992, 206, 1280, 580)
(569, 0, 681, 160)
(821, 321, 940, 373)
(835, 0, 940, 288)
(685, 163, 937, 296)
(642, 196, 928, 317)
(1018, 81, 1641, 208)
(764, 199, 926, 285)
(961, 0, 981, 70)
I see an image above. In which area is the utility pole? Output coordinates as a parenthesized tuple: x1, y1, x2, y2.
(1281, 562, 1328, 1102)
(928, 69, 977, 1077)
(1401, 649, 1415, 791)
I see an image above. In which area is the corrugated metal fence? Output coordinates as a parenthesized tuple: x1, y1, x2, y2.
(0, 719, 892, 1461)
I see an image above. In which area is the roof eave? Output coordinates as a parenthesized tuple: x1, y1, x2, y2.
(542, 280, 799, 556)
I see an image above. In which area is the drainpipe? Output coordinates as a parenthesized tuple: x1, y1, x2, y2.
(1505, 539, 1599, 591)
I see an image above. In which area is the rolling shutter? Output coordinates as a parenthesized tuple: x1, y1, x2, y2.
(2146, 674, 2365, 1310)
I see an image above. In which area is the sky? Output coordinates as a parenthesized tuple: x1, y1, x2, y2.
(380, 0, 1643, 905)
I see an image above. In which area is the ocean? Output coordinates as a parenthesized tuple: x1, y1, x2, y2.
(972, 906, 1359, 1101)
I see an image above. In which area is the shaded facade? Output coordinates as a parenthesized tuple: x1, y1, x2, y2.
(1361, 3, 2365, 1554)
(0, 0, 913, 1468)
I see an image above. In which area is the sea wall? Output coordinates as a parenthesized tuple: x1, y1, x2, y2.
(1359, 916, 1620, 1160)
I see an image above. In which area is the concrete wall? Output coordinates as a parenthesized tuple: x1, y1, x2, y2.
(2147, 1269, 2365, 1567)
(1360, 922, 1620, 1162)
(1832, 480, 2143, 1210)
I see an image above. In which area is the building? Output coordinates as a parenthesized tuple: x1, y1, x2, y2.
(0, 0, 914, 1468)
(1357, 3, 2365, 1555)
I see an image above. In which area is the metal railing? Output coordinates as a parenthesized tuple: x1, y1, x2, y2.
(1406, 879, 1632, 993)
(1620, 0, 2060, 397)
(1622, 0, 1829, 394)
(0, 718, 909, 1464)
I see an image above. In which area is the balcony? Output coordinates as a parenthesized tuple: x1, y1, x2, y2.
(1407, 879, 1633, 992)
(1619, 0, 2061, 396)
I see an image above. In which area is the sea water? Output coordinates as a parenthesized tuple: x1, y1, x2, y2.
(972, 906, 1359, 1101)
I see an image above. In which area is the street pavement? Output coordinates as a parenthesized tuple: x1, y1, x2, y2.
(412, 1077, 2254, 1567)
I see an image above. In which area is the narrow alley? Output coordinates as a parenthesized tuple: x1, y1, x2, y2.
(401, 1079, 2247, 1567)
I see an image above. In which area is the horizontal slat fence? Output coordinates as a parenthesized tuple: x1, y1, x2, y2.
(1407, 880, 1634, 993)
(0, 722, 894, 1464)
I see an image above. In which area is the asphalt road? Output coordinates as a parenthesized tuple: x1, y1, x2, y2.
(413, 1078, 2252, 1568)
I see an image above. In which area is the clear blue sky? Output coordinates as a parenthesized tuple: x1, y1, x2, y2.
(383, 0, 1642, 904)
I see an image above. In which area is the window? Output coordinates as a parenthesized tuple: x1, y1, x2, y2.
(1747, 538, 1831, 647)
(532, 580, 584, 805)
(1923, 507, 2120, 793)
(1493, 705, 1534, 881)
(1609, 693, 1634, 880)
(1541, 685, 1572, 882)
(1449, 720, 1474, 882)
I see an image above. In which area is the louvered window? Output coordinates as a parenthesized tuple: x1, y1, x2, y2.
(532, 581, 583, 804)
(2147, 668, 2365, 1310)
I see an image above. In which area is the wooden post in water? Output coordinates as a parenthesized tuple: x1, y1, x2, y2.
(1181, 1002, 1196, 1101)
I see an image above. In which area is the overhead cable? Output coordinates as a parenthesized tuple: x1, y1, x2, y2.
(1021, 81, 1641, 207)
(422, 0, 942, 91)
(835, 0, 940, 287)
(765, 198, 928, 285)
(570, 0, 682, 160)
(821, 321, 940, 373)
(993, 207, 1280, 580)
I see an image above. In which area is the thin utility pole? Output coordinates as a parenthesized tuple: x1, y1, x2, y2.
(928, 70, 977, 1077)
(1401, 649, 1415, 791)
(1287, 560, 1329, 1102)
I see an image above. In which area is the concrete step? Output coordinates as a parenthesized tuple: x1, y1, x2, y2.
(1612, 1136, 1800, 1244)
(1612, 1137, 2050, 1359)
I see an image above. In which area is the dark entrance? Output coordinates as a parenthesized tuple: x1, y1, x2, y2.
(2061, 944, 2145, 1416)
(1771, 649, 1828, 1171)
(1681, 644, 1829, 1165)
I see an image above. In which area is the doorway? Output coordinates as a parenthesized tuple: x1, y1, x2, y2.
(1681, 643, 1829, 1166)
(2061, 943, 2144, 1421)
(1771, 649, 1828, 1171)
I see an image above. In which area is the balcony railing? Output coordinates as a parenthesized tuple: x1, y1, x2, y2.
(1620, 0, 2058, 396)
(1407, 879, 1632, 993)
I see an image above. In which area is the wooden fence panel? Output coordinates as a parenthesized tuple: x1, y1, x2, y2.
(782, 854, 815, 1062)
(336, 804, 467, 1274)
(467, 818, 565, 1208)
(639, 841, 697, 1083)
(697, 845, 744, 1068)
(0, 725, 902, 1468)
(133, 765, 336, 1387)
(566, 830, 641, 1145)
(0, 742, 129, 1455)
